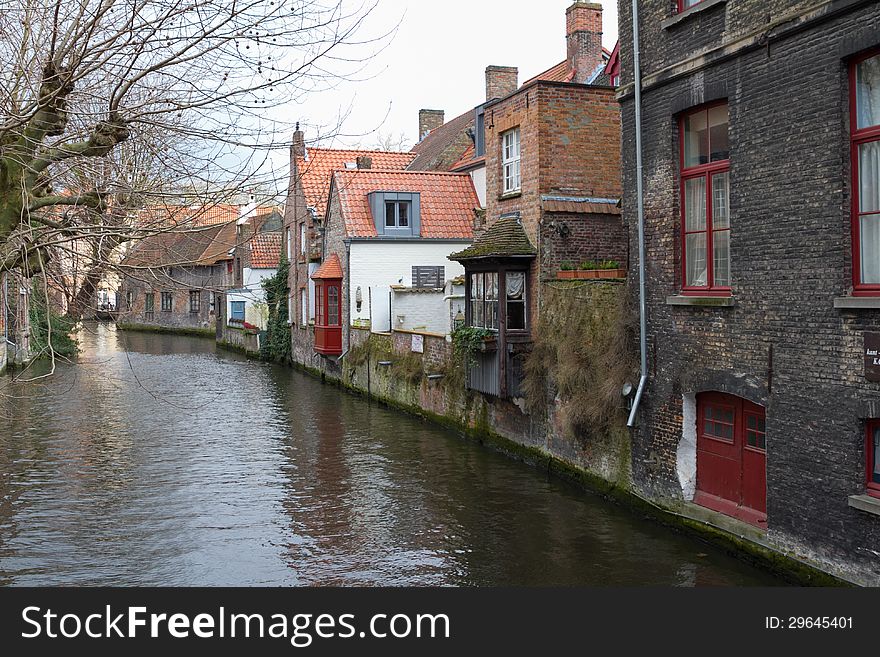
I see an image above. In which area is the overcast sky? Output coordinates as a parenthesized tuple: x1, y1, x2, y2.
(287, 0, 620, 153)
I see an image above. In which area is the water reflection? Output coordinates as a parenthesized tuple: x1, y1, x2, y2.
(0, 323, 785, 586)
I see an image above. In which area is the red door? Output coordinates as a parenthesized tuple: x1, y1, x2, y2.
(695, 392, 767, 528)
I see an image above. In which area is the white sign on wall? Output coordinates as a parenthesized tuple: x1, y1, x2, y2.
(411, 334, 424, 353)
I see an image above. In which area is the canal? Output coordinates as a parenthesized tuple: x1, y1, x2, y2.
(0, 324, 785, 586)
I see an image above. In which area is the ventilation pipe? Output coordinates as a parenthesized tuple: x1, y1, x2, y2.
(627, 0, 648, 428)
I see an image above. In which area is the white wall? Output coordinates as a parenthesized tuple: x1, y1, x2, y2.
(392, 283, 465, 335)
(349, 241, 467, 333)
(469, 165, 486, 208)
(227, 266, 276, 329)
(677, 392, 697, 501)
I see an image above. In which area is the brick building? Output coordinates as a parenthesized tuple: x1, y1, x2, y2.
(619, 0, 880, 583)
(282, 134, 416, 364)
(119, 220, 237, 332)
(451, 1, 622, 398)
(311, 168, 476, 360)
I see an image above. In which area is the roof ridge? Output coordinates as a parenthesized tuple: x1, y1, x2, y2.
(302, 147, 415, 157)
(334, 168, 473, 176)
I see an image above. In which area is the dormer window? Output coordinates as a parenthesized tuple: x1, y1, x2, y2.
(385, 200, 410, 228)
(369, 192, 421, 237)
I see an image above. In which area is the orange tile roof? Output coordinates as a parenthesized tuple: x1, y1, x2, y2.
(296, 149, 416, 218)
(249, 231, 282, 269)
(449, 144, 486, 173)
(523, 48, 612, 87)
(312, 253, 343, 280)
(332, 169, 478, 239)
(524, 60, 574, 86)
(138, 203, 273, 228)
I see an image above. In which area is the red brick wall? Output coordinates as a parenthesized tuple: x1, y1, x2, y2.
(540, 211, 628, 279)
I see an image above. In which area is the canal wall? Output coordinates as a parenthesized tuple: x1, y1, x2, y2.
(310, 280, 636, 498)
(217, 323, 261, 357)
(294, 279, 845, 585)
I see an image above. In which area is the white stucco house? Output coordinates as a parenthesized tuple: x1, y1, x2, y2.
(226, 208, 283, 331)
(312, 167, 477, 355)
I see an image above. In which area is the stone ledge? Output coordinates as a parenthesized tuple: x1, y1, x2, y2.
(848, 494, 880, 516)
(661, 0, 727, 30)
(666, 295, 736, 307)
(834, 296, 880, 310)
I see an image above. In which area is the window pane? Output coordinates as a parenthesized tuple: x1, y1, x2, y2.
(683, 0, 703, 7)
(398, 202, 408, 227)
(685, 177, 706, 231)
(485, 300, 498, 330)
(507, 301, 526, 330)
(684, 110, 709, 167)
(385, 202, 396, 227)
(873, 427, 880, 483)
(712, 172, 729, 229)
(328, 287, 339, 326)
(713, 230, 730, 288)
(708, 104, 729, 162)
(857, 55, 880, 130)
(486, 272, 498, 301)
(506, 272, 525, 299)
(860, 141, 880, 214)
(686, 233, 707, 287)
(860, 214, 880, 285)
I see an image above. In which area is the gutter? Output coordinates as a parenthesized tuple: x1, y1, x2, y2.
(627, 0, 648, 428)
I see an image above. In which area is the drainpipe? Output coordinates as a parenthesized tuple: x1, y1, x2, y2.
(627, 0, 648, 428)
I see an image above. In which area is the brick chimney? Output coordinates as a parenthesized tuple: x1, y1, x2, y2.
(418, 109, 445, 141)
(292, 123, 305, 158)
(356, 156, 372, 170)
(485, 65, 518, 101)
(566, 2, 604, 83)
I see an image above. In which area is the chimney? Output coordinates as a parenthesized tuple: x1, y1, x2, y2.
(418, 109, 445, 141)
(566, 2, 604, 84)
(485, 65, 518, 101)
(356, 156, 372, 170)
(292, 122, 305, 158)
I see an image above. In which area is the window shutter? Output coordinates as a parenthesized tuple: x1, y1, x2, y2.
(412, 266, 444, 288)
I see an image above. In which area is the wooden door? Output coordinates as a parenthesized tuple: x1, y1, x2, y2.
(695, 392, 767, 527)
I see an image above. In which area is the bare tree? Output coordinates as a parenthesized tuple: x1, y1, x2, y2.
(0, 0, 385, 283)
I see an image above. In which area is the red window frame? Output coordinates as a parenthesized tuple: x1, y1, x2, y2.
(850, 49, 880, 295)
(679, 101, 731, 296)
(867, 420, 880, 499)
(678, 0, 708, 11)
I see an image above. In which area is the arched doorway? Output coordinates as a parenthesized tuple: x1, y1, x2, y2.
(695, 392, 767, 528)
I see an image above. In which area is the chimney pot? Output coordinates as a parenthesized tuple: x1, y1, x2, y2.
(485, 65, 518, 101)
(356, 156, 372, 170)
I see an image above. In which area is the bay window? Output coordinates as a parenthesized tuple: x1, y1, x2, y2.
(681, 102, 730, 294)
(469, 272, 498, 330)
(467, 270, 527, 332)
(852, 52, 880, 293)
(502, 128, 521, 194)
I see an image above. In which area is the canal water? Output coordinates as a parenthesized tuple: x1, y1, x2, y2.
(0, 324, 785, 586)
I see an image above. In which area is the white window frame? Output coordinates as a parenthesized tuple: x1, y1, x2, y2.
(300, 222, 306, 257)
(502, 127, 521, 194)
(286, 227, 292, 260)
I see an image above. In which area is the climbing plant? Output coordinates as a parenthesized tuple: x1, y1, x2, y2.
(451, 325, 494, 368)
(260, 256, 291, 363)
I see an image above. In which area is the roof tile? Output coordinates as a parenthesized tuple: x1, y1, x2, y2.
(296, 149, 415, 218)
(332, 170, 478, 239)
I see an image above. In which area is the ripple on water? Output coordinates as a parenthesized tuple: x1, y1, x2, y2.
(0, 324, 786, 586)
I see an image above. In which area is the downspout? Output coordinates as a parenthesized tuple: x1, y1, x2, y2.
(627, 0, 648, 428)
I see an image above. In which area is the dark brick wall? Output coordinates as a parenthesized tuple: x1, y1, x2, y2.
(619, 0, 880, 583)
